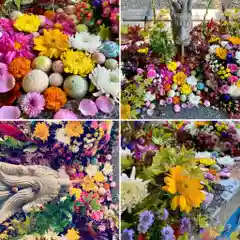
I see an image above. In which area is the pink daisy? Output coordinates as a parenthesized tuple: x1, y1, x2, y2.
(0, 32, 35, 64)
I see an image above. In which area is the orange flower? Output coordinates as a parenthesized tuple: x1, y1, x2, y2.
(164, 83, 171, 91)
(228, 36, 240, 45)
(43, 87, 67, 111)
(8, 57, 31, 79)
(44, 10, 56, 20)
(173, 96, 180, 104)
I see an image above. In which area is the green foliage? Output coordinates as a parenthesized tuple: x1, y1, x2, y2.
(32, 195, 74, 235)
(196, 215, 209, 229)
(150, 23, 176, 63)
(178, 233, 189, 240)
(151, 127, 173, 146)
(11, 216, 34, 236)
(142, 147, 194, 179)
(14, 0, 21, 10)
(121, 155, 134, 170)
(0, 136, 25, 149)
(99, 24, 111, 40)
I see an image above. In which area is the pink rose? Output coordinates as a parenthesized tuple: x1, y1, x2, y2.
(228, 75, 238, 84)
(91, 210, 103, 221)
(227, 64, 238, 73)
(147, 69, 157, 78)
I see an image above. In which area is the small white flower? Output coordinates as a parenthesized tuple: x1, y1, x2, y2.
(236, 51, 240, 64)
(85, 164, 98, 177)
(209, 44, 219, 54)
(195, 151, 212, 159)
(144, 91, 156, 102)
(221, 41, 229, 47)
(55, 128, 71, 145)
(103, 162, 113, 176)
(228, 85, 240, 97)
(205, 54, 211, 62)
(69, 145, 79, 153)
(217, 156, 235, 166)
(188, 93, 201, 107)
(69, 32, 101, 53)
(187, 75, 198, 86)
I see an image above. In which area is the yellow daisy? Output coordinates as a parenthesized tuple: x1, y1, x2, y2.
(65, 122, 84, 137)
(94, 171, 105, 182)
(14, 14, 40, 33)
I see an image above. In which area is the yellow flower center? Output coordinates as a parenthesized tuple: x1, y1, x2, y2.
(14, 41, 22, 50)
(54, 23, 63, 30)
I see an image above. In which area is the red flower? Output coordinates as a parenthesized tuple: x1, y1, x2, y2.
(137, 234, 146, 240)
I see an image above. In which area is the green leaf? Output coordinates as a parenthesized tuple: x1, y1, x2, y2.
(121, 155, 133, 170)
(75, 201, 84, 207)
(178, 233, 189, 240)
(121, 221, 133, 231)
(99, 24, 111, 41)
(23, 145, 38, 153)
(89, 82, 96, 92)
(230, 232, 239, 240)
(14, 0, 21, 10)
(91, 199, 101, 210)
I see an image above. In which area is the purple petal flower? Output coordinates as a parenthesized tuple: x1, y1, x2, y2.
(139, 210, 154, 228)
(161, 225, 174, 240)
(160, 208, 169, 220)
(180, 217, 191, 234)
(21, 92, 45, 118)
(122, 229, 134, 240)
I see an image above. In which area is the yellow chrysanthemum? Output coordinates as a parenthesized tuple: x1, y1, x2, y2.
(228, 36, 240, 45)
(82, 176, 98, 192)
(162, 166, 205, 213)
(69, 187, 82, 199)
(65, 228, 80, 240)
(34, 29, 69, 58)
(208, 36, 220, 43)
(198, 158, 216, 166)
(14, 14, 40, 33)
(61, 50, 94, 76)
(216, 47, 227, 60)
(181, 84, 192, 95)
(94, 171, 105, 182)
(65, 122, 84, 137)
(33, 122, 50, 142)
(167, 61, 178, 72)
(173, 71, 187, 86)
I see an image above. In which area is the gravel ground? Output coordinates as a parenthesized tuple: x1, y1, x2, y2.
(122, 0, 240, 10)
(143, 105, 228, 119)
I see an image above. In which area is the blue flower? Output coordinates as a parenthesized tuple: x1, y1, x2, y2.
(122, 229, 135, 240)
(137, 223, 149, 234)
(159, 208, 169, 221)
(139, 210, 154, 228)
(161, 225, 174, 240)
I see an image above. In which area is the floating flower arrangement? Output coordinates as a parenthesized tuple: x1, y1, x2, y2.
(0, 0, 119, 119)
(0, 120, 119, 239)
(121, 9, 240, 119)
(121, 121, 240, 239)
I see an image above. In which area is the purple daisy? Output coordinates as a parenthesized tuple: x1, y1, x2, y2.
(161, 225, 175, 240)
(21, 92, 45, 118)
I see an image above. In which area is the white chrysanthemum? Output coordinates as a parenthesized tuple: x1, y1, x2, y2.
(217, 156, 235, 166)
(103, 162, 113, 176)
(195, 151, 212, 159)
(236, 51, 240, 64)
(121, 167, 150, 213)
(69, 32, 101, 53)
(186, 75, 198, 86)
(144, 91, 156, 102)
(85, 164, 98, 177)
(228, 85, 240, 97)
(188, 93, 201, 107)
(89, 65, 119, 101)
(209, 44, 219, 54)
(55, 128, 71, 145)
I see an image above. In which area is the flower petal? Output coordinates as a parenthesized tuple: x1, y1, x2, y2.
(0, 106, 20, 119)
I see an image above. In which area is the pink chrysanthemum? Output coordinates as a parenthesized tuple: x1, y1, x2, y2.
(0, 18, 14, 32)
(21, 92, 45, 118)
(0, 32, 35, 64)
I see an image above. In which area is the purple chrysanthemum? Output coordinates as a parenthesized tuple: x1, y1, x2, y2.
(180, 217, 191, 234)
(161, 225, 174, 240)
(21, 92, 45, 118)
(160, 208, 169, 221)
(139, 210, 154, 228)
(122, 229, 135, 240)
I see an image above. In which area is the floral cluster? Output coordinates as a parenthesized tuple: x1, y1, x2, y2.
(0, 121, 119, 239)
(121, 121, 240, 239)
(121, 9, 240, 119)
(0, 0, 119, 119)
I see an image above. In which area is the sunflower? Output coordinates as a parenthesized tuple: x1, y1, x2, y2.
(34, 29, 69, 58)
(162, 166, 205, 213)
(65, 122, 84, 137)
(14, 14, 40, 33)
(33, 122, 49, 142)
